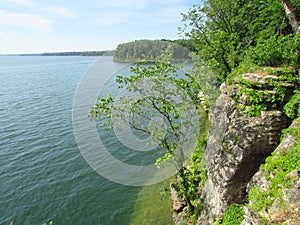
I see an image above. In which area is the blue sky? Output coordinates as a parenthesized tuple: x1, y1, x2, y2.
(0, 0, 198, 54)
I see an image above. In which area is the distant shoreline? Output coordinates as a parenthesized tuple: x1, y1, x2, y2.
(0, 50, 115, 57)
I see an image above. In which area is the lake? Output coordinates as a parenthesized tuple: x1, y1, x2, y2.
(0, 56, 175, 225)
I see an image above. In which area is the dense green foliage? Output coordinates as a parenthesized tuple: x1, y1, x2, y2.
(113, 39, 194, 62)
(181, 0, 300, 83)
(246, 34, 300, 67)
(180, 0, 300, 118)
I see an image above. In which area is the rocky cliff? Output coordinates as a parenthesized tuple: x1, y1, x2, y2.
(198, 85, 290, 223)
(171, 69, 299, 225)
(194, 70, 298, 224)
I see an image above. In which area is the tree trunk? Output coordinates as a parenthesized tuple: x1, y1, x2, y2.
(281, 0, 300, 34)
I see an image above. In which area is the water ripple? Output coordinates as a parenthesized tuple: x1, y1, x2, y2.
(0, 56, 141, 225)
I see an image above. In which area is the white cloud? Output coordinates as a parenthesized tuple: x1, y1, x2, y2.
(50, 7, 76, 18)
(10, 0, 34, 6)
(0, 9, 54, 33)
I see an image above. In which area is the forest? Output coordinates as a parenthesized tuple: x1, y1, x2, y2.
(113, 39, 195, 62)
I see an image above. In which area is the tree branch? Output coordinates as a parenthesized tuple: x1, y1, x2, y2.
(281, 0, 300, 34)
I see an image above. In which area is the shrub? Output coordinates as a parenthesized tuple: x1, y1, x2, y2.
(246, 34, 300, 68)
(216, 204, 244, 225)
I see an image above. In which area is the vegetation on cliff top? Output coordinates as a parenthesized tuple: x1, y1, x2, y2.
(181, 0, 300, 83)
(180, 0, 299, 120)
(227, 66, 299, 117)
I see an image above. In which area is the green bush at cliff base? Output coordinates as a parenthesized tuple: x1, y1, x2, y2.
(169, 120, 208, 225)
(172, 136, 208, 206)
(215, 204, 244, 225)
(172, 126, 208, 225)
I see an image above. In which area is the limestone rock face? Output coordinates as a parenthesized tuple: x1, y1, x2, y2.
(243, 119, 300, 224)
(197, 83, 291, 224)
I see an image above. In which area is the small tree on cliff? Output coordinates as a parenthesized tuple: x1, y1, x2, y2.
(89, 52, 204, 209)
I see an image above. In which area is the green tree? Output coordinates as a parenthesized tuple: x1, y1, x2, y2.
(89, 52, 203, 208)
(180, 0, 300, 82)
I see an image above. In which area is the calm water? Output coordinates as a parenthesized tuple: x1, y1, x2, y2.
(0, 56, 152, 225)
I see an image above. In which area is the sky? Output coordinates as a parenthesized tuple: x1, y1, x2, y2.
(0, 0, 199, 54)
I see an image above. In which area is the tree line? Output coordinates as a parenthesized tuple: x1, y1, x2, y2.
(20, 50, 115, 57)
(113, 39, 195, 62)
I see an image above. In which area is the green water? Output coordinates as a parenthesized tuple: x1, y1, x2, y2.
(130, 179, 174, 225)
